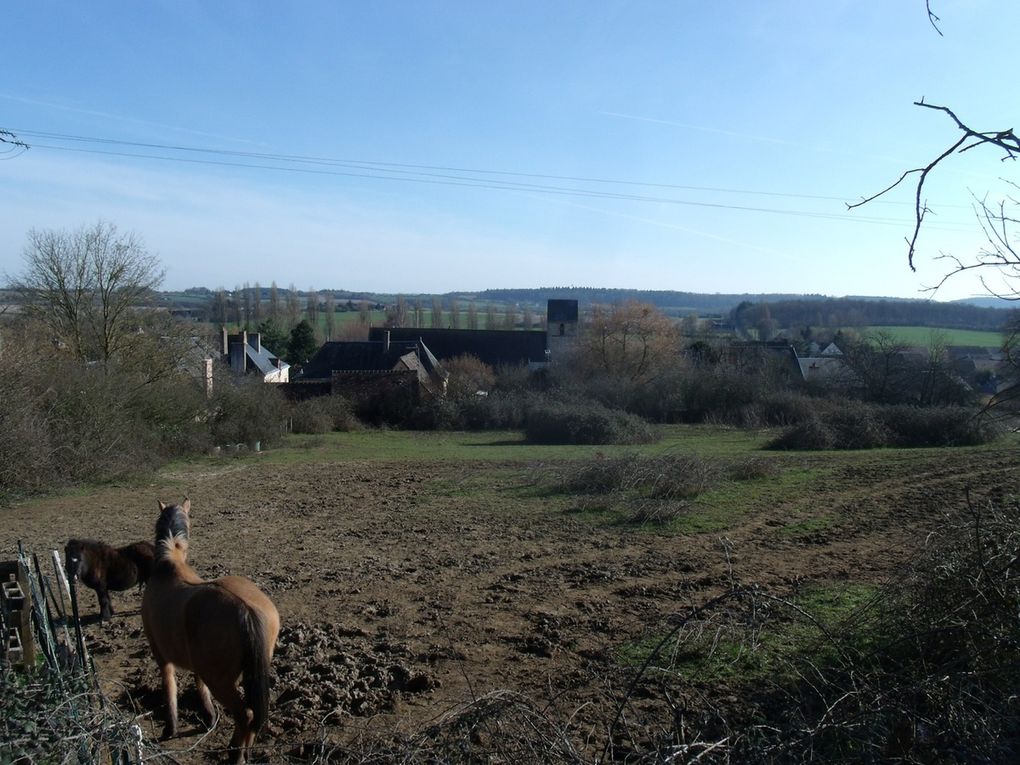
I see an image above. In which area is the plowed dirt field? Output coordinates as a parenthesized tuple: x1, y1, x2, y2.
(4, 432, 1017, 761)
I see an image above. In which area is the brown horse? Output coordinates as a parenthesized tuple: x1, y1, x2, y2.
(64, 539, 155, 620)
(141, 499, 280, 764)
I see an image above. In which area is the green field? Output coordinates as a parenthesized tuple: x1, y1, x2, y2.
(864, 325, 1005, 347)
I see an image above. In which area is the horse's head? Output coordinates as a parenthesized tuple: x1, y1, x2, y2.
(64, 539, 85, 582)
(155, 499, 191, 559)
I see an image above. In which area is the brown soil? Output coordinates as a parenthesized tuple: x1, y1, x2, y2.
(3, 446, 1018, 762)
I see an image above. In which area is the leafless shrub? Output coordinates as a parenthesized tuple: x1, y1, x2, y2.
(290, 398, 336, 434)
(626, 499, 690, 526)
(641, 455, 721, 500)
(564, 454, 641, 494)
(608, 499, 1020, 763)
(564, 453, 720, 500)
(725, 456, 780, 481)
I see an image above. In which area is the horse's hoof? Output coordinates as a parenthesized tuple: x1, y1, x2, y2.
(160, 725, 177, 741)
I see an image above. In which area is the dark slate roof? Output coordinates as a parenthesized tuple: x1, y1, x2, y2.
(368, 328, 547, 367)
(547, 299, 579, 323)
(726, 341, 804, 380)
(300, 340, 418, 379)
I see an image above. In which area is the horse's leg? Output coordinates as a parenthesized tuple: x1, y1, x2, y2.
(159, 662, 179, 739)
(98, 584, 114, 620)
(204, 677, 250, 764)
(194, 676, 216, 728)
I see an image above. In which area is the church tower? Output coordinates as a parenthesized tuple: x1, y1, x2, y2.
(546, 299, 579, 360)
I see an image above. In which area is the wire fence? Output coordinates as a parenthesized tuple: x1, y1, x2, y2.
(1, 543, 146, 764)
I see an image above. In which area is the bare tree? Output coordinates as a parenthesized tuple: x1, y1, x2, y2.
(413, 300, 424, 328)
(522, 306, 535, 330)
(467, 301, 479, 330)
(211, 288, 228, 326)
(449, 298, 461, 329)
(485, 303, 497, 329)
(431, 296, 444, 328)
(12, 221, 164, 364)
(502, 303, 518, 330)
(582, 301, 680, 381)
(229, 284, 242, 326)
(383, 295, 408, 328)
(241, 282, 253, 328)
(323, 291, 336, 340)
(269, 281, 281, 320)
(252, 281, 262, 325)
(286, 283, 301, 328)
(306, 287, 320, 339)
(839, 330, 910, 404)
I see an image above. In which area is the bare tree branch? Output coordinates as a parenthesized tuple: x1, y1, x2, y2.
(0, 128, 30, 160)
(926, 0, 944, 36)
(849, 101, 1020, 274)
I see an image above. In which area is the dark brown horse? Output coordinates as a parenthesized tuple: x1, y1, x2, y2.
(64, 539, 155, 620)
(142, 499, 280, 764)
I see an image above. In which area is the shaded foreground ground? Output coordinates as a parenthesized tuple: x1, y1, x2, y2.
(3, 431, 1019, 761)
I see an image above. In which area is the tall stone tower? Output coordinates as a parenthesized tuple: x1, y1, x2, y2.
(546, 299, 579, 360)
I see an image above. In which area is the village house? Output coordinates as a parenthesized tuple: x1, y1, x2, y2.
(222, 328, 290, 383)
(294, 332, 446, 400)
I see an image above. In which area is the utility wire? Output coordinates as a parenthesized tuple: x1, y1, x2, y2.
(9, 126, 978, 228)
(13, 127, 869, 203)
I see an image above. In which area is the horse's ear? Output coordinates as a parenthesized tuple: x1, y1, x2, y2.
(158, 500, 167, 511)
(182, 498, 191, 515)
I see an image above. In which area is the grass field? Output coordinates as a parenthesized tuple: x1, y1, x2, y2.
(864, 325, 1005, 347)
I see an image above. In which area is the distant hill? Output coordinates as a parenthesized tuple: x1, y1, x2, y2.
(471, 287, 829, 315)
(744, 297, 1014, 333)
(135, 287, 1015, 333)
(952, 296, 1019, 309)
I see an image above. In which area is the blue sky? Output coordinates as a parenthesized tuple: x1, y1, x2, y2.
(2, 1, 1016, 300)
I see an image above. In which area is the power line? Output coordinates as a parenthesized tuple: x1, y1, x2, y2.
(12, 126, 931, 205)
(8, 127, 978, 229)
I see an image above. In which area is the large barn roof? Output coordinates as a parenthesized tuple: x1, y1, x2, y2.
(367, 328, 547, 368)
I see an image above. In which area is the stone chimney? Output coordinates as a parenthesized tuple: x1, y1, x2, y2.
(221, 326, 229, 356)
(229, 341, 247, 374)
(252, 332, 262, 354)
(204, 358, 214, 398)
(382, 330, 391, 353)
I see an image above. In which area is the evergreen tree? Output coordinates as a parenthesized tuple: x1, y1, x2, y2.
(287, 319, 318, 364)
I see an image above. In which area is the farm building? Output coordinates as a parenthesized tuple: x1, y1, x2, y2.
(286, 332, 447, 417)
(364, 298, 579, 369)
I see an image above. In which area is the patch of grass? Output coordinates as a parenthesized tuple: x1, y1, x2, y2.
(617, 582, 880, 684)
(674, 465, 828, 534)
(231, 424, 773, 466)
(779, 515, 837, 538)
(652, 425, 775, 457)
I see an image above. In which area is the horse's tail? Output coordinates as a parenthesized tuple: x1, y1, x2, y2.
(240, 605, 272, 735)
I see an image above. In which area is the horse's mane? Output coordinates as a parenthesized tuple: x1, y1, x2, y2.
(156, 532, 189, 562)
(155, 504, 191, 565)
